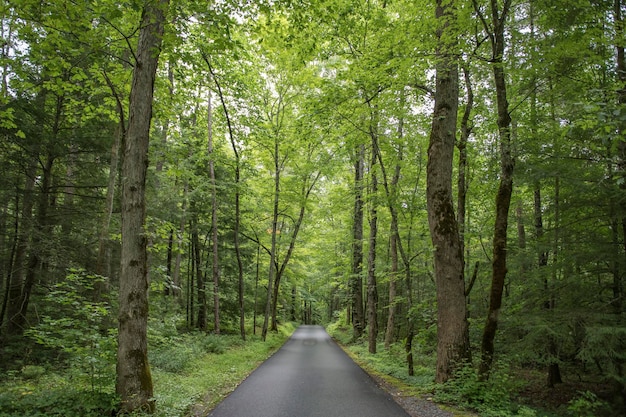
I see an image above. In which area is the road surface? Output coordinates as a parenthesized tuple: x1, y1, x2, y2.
(208, 325, 410, 417)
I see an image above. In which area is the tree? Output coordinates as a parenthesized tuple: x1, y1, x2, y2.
(426, 0, 471, 383)
(116, 0, 169, 412)
(473, 0, 515, 380)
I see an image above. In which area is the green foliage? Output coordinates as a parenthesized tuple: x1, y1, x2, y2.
(136, 324, 294, 417)
(24, 269, 116, 392)
(149, 332, 227, 373)
(566, 391, 611, 417)
(0, 389, 118, 417)
(326, 314, 353, 345)
(576, 323, 626, 387)
(434, 362, 536, 417)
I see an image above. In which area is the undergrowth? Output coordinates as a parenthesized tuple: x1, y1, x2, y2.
(0, 315, 295, 417)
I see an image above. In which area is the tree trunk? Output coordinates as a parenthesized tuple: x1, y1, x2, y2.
(384, 225, 398, 350)
(262, 136, 280, 341)
(17, 152, 54, 331)
(207, 89, 220, 335)
(97, 72, 123, 294)
(427, 0, 470, 383)
(458, 65, 473, 274)
(476, 0, 515, 380)
(191, 213, 207, 331)
(4, 160, 37, 336)
(374, 100, 412, 365)
(382, 104, 404, 350)
(116, 0, 168, 412)
(204, 56, 245, 339)
(367, 136, 379, 354)
(614, 0, 626, 400)
(351, 143, 365, 340)
(614, 0, 625, 315)
(271, 169, 321, 331)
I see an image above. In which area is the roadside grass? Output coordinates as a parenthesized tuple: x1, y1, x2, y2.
(326, 321, 538, 417)
(146, 324, 295, 417)
(327, 321, 619, 417)
(0, 322, 295, 417)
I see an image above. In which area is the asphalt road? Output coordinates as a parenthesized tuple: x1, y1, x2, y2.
(207, 325, 410, 417)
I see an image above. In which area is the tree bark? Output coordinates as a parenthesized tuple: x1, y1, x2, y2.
(427, 0, 470, 383)
(116, 0, 168, 412)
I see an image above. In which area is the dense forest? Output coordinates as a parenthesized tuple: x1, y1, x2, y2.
(1, 0, 625, 415)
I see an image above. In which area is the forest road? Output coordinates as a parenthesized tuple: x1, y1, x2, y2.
(207, 325, 411, 417)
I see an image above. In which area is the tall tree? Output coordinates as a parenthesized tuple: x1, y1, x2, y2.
(474, 0, 515, 380)
(116, 0, 169, 412)
(426, 0, 471, 383)
(207, 88, 220, 335)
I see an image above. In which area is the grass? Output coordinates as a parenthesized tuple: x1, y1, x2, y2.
(147, 326, 294, 417)
(0, 323, 295, 417)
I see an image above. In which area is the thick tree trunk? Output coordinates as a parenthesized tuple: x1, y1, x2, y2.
(116, 0, 168, 412)
(427, 0, 470, 383)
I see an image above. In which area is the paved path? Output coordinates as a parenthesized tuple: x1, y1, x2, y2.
(208, 325, 410, 417)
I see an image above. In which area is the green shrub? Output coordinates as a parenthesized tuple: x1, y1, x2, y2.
(567, 391, 611, 417)
(434, 362, 534, 417)
(150, 345, 194, 373)
(201, 334, 227, 354)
